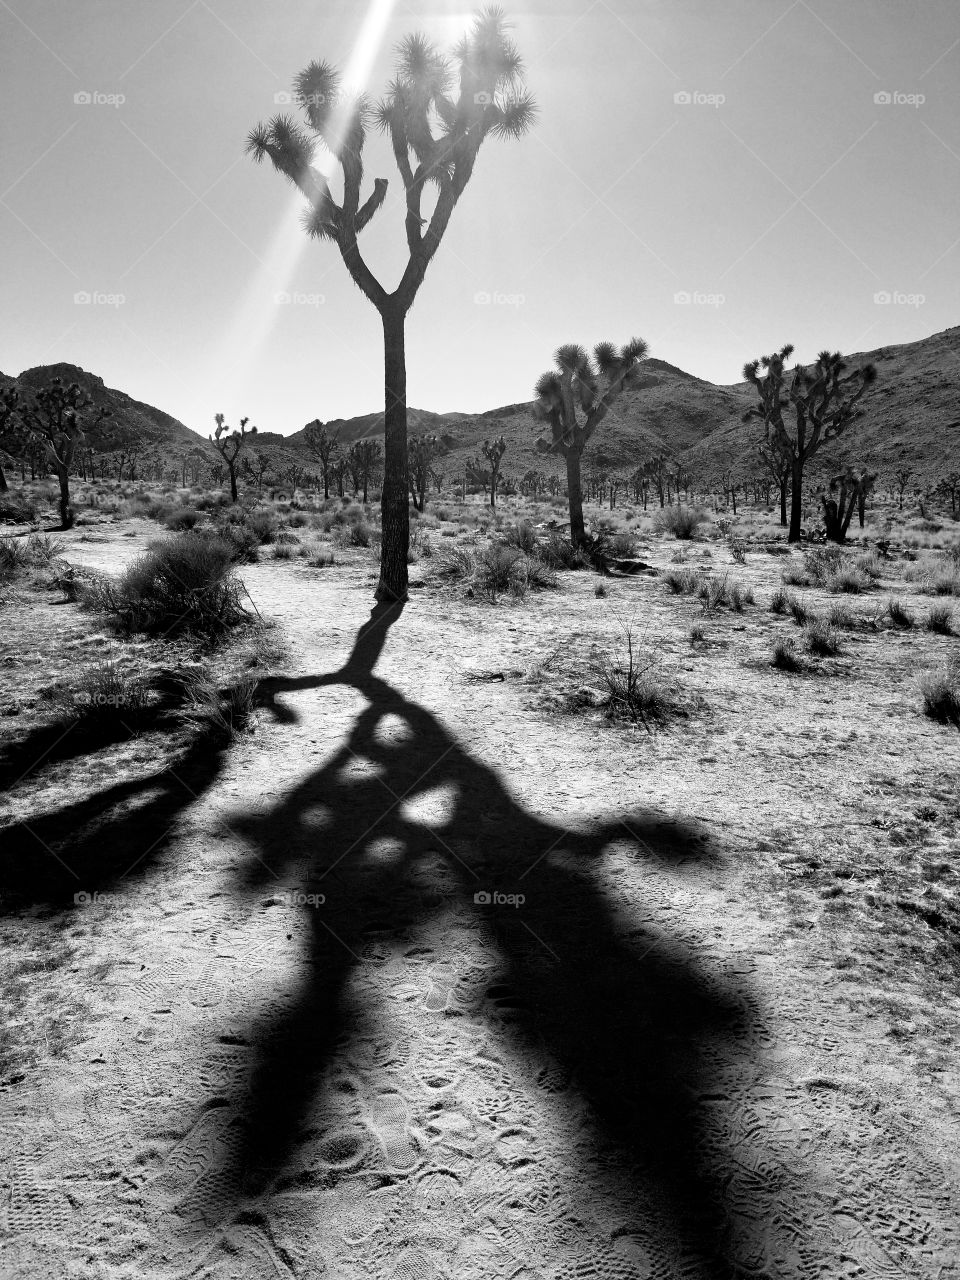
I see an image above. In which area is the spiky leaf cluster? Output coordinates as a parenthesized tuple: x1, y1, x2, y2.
(533, 337, 649, 456)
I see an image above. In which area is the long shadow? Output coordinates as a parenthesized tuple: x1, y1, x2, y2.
(220, 603, 761, 1274)
(0, 704, 234, 909)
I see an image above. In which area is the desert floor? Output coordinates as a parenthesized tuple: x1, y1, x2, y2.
(1, 510, 959, 1279)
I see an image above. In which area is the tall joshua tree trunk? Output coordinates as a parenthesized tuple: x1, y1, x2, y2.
(566, 450, 585, 545)
(779, 477, 788, 526)
(380, 306, 409, 601)
(789, 457, 803, 542)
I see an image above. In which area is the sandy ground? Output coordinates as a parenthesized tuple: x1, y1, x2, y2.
(2, 525, 959, 1279)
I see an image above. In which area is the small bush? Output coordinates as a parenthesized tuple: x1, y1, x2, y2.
(162, 506, 203, 532)
(926, 603, 954, 635)
(89, 531, 248, 635)
(595, 583, 607, 598)
(827, 603, 858, 630)
(175, 668, 258, 742)
(887, 597, 914, 628)
(306, 547, 336, 568)
(476, 545, 524, 597)
(599, 628, 676, 727)
(771, 637, 803, 671)
(54, 660, 154, 721)
(789, 597, 813, 626)
(920, 662, 960, 727)
(804, 545, 845, 585)
(653, 505, 703, 539)
(729, 581, 754, 612)
(435, 547, 475, 581)
(503, 520, 538, 555)
(805, 619, 842, 656)
(827, 567, 872, 594)
(770, 587, 791, 614)
(286, 512, 310, 528)
(272, 542, 296, 560)
(688, 623, 705, 645)
(729, 537, 747, 564)
(0, 496, 37, 523)
(247, 509, 279, 544)
(218, 522, 260, 563)
(854, 550, 883, 580)
(609, 532, 637, 557)
(931, 573, 960, 596)
(539, 532, 589, 570)
(664, 567, 703, 595)
(781, 564, 811, 587)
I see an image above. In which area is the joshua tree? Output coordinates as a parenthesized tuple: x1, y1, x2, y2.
(938, 471, 960, 519)
(12, 378, 111, 527)
(481, 435, 507, 509)
(533, 339, 650, 547)
(409, 434, 443, 511)
(285, 461, 308, 491)
(303, 420, 340, 499)
(821, 466, 877, 543)
(893, 465, 912, 511)
(243, 450, 273, 491)
(744, 345, 877, 543)
(645, 454, 668, 508)
(247, 8, 536, 601)
(719, 469, 739, 516)
(349, 438, 383, 503)
(758, 436, 791, 526)
(211, 413, 257, 502)
(0, 386, 20, 492)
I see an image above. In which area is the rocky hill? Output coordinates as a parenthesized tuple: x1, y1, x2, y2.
(3, 325, 957, 490)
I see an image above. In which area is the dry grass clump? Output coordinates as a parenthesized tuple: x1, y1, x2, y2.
(804, 619, 842, 656)
(652, 505, 703, 539)
(827, 602, 859, 630)
(925, 602, 954, 635)
(920, 659, 960, 727)
(771, 636, 804, 672)
(886, 597, 915, 628)
(597, 626, 679, 728)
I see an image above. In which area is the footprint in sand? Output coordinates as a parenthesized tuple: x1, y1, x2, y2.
(423, 964, 457, 1013)
(366, 1091, 419, 1172)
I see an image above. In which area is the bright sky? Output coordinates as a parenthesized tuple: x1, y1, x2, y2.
(2, 1, 958, 436)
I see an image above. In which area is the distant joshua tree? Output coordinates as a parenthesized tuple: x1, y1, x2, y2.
(11, 378, 111, 527)
(758, 435, 791, 526)
(893, 465, 913, 511)
(211, 414, 257, 502)
(247, 8, 536, 601)
(821, 466, 877, 543)
(744, 345, 877, 543)
(533, 339, 650, 546)
(938, 471, 960, 519)
(303, 420, 340, 499)
(349, 438, 383, 503)
(481, 435, 507, 509)
(408, 434, 443, 511)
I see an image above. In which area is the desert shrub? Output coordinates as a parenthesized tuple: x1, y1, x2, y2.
(789, 597, 813, 626)
(88, 531, 247, 635)
(476, 545, 524, 597)
(285, 511, 310, 528)
(502, 520, 538, 555)
(174, 668, 258, 742)
(304, 547, 336, 568)
(609, 532, 637, 557)
(598, 628, 677, 727)
(803, 544, 845, 586)
(0, 496, 37, 523)
(827, 603, 858, 630)
(827, 566, 872, 594)
(434, 547, 475, 581)
(272, 542, 295, 560)
(595, 582, 607, 598)
(217, 522, 260, 562)
(887, 597, 914, 628)
(436, 507, 451, 521)
(931, 573, 960, 596)
(771, 637, 803, 671)
(854, 550, 883, 580)
(0, 536, 32, 580)
(653, 505, 703, 539)
(522, 557, 558, 591)
(805, 619, 842, 656)
(664, 567, 703, 595)
(688, 623, 705, 645)
(781, 563, 811, 587)
(729, 537, 747, 564)
(162, 506, 203, 532)
(539, 532, 589, 570)
(729, 581, 754, 612)
(53, 660, 154, 721)
(925, 603, 954, 635)
(770, 587, 791, 614)
(920, 661, 960, 727)
(247, 509, 279, 544)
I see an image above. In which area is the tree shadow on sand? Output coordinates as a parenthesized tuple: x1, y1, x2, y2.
(215, 602, 766, 1275)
